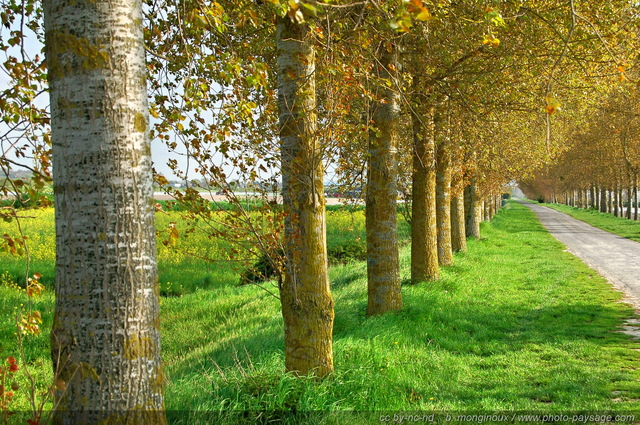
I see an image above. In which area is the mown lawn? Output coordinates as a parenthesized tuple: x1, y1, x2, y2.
(1, 201, 639, 424)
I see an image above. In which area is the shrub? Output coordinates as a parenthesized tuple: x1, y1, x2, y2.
(239, 249, 284, 286)
(327, 239, 367, 264)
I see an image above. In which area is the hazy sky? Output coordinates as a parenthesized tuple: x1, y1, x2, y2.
(1, 23, 342, 185)
(0, 23, 190, 181)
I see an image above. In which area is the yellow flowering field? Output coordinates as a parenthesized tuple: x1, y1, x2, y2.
(0, 207, 375, 295)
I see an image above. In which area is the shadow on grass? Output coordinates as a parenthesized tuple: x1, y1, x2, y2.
(161, 201, 640, 422)
(162, 276, 640, 424)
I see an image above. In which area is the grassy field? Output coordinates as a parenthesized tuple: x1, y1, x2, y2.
(1, 201, 640, 424)
(0, 206, 403, 297)
(543, 203, 640, 243)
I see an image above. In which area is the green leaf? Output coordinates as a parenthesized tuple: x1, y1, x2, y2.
(301, 3, 318, 17)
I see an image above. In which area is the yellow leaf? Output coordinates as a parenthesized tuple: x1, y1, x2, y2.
(416, 7, 433, 21)
(247, 9, 259, 24)
(482, 34, 500, 47)
(545, 96, 561, 115)
(169, 223, 179, 247)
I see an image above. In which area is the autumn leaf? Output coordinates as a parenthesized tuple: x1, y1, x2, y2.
(390, 14, 412, 32)
(482, 34, 500, 47)
(169, 223, 179, 247)
(416, 8, 434, 21)
(545, 95, 561, 115)
(406, 0, 423, 13)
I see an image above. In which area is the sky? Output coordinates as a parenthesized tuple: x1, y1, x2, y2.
(0, 17, 342, 186)
(0, 21, 188, 181)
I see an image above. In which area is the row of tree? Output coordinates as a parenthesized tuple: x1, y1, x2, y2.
(145, 0, 545, 381)
(520, 66, 640, 217)
(1, 0, 638, 422)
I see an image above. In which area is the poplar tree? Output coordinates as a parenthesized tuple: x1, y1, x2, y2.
(277, 13, 334, 376)
(366, 40, 402, 315)
(44, 0, 166, 422)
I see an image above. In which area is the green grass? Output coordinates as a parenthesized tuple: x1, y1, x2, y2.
(542, 203, 640, 243)
(1, 201, 640, 424)
(0, 207, 390, 296)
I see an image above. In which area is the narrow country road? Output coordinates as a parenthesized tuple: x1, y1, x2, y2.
(519, 200, 640, 309)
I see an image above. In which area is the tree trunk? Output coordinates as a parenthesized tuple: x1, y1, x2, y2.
(633, 175, 640, 221)
(410, 89, 439, 283)
(464, 184, 471, 229)
(451, 190, 467, 252)
(465, 181, 482, 238)
(277, 17, 334, 376)
(366, 42, 402, 315)
(572, 190, 576, 207)
(44, 1, 166, 422)
(609, 189, 614, 214)
(450, 183, 467, 253)
(435, 104, 453, 266)
(617, 187, 623, 218)
(600, 188, 607, 213)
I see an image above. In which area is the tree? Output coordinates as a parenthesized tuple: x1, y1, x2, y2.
(435, 100, 454, 265)
(409, 80, 440, 283)
(366, 40, 402, 315)
(43, 0, 166, 422)
(450, 171, 468, 252)
(276, 14, 334, 376)
(0, 0, 51, 227)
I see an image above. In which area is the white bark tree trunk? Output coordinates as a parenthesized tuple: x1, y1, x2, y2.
(44, 1, 166, 422)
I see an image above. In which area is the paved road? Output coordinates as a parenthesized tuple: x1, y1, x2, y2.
(520, 201, 640, 309)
